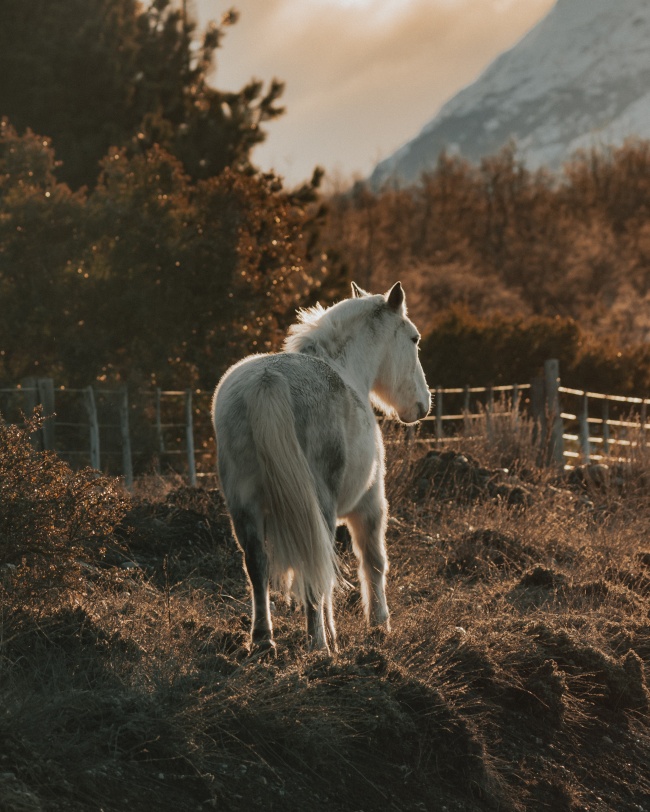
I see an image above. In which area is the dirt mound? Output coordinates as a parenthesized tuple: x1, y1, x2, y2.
(444, 528, 537, 581)
(117, 486, 240, 587)
(207, 647, 509, 811)
(415, 450, 534, 507)
(525, 623, 649, 712)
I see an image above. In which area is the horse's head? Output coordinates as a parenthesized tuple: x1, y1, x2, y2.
(354, 281, 431, 424)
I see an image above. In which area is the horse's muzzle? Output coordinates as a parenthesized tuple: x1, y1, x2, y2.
(416, 400, 430, 420)
(400, 400, 430, 424)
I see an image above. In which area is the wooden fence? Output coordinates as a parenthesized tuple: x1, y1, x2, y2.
(0, 379, 214, 487)
(423, 381, 530, 440)
(2, 360, 649, 486)
(426, 359, 650, 468)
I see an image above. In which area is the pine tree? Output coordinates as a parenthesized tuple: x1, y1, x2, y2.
(0, 0, 284, 188)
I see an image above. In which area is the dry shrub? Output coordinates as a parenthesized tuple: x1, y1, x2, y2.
(0, 411, 129, 591)
(323, 141, 650, 363)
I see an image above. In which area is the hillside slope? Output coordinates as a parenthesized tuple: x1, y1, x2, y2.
(371, 0, 650, 186)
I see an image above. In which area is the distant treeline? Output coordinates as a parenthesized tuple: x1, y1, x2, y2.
(318, 142, 650, 394)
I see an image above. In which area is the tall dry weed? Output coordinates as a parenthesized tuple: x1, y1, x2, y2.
(458, 396, 543, 478)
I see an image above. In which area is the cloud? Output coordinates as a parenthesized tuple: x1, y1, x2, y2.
(196, 0, 555, 184)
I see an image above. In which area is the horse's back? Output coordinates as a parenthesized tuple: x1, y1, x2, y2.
(214, 352, 351, 433)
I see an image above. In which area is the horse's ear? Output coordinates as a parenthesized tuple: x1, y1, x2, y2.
(351, 281, 368, 298)
(386, 281, 405, 311)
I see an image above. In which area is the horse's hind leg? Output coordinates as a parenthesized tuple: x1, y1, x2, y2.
(306, 598, 327, 651)
(230, 505, 275, 655)
(306, 504, 338, 653)
(325, 585, 337, 651)
(306, 580, 337, 653)
(345, 481, 390, 630)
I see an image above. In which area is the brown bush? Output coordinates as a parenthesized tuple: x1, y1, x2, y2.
(0, 411, 129, 588)
(418, 304, 650, 395)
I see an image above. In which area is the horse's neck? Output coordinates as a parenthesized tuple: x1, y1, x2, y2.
(288, 302, 385, 402)
(327, 334, 382, 403)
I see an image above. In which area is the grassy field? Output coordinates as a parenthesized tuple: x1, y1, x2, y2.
(1, 416, 650, 811)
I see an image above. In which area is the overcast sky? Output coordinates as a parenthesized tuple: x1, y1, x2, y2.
(195, 0, 555, 187)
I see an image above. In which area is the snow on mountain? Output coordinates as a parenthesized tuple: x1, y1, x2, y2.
(370, 0, 650, 187)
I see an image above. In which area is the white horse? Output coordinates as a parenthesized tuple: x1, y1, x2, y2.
(212, 282, 430, 655)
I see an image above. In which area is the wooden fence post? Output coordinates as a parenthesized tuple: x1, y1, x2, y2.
(463, 384, 471, 434)
(185, 389, 197, 487)
(530, 374, 546, 460)
(579, 392, 590, 462)
(154, 388, 164, 474)
(155, 388, 165, 453)
(602, 400, 610, 457)
(435, 386, 443, 442)
(119, 386, 134, 489)
(37, 377, 56, 451)
(486, 385, 494, 440)
(642, 400, 648, 449)
(544, 359, 564, 467)
(512, 383, 520, 431)
(83, 386, 101, 470)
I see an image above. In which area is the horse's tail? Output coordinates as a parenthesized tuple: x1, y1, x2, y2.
(247, 371, 337, 605)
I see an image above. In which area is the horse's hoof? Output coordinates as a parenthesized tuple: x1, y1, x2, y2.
(248, 640, 277, 661)
(308, 644, 330, 656)
(307, 635, 330, 653)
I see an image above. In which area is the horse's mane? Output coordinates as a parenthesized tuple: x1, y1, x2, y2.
(284, 304, 327, 348)
(283, 297, 381, 359)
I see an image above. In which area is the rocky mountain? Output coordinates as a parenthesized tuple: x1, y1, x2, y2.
(371, 0, 650, 187)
